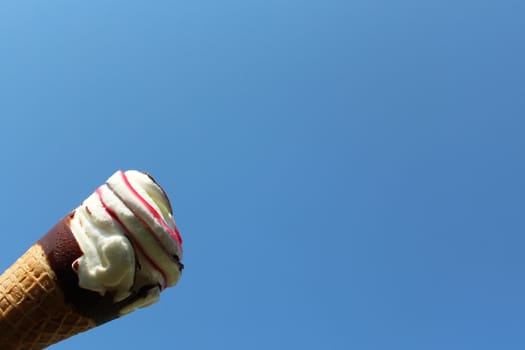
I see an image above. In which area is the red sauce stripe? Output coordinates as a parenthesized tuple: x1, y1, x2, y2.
(96, 187, 168, 289)
(120, 171, 183, 250)
(107, 181, 180, 267)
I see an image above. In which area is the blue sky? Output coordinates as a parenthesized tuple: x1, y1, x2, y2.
(0, 1, 524, 349)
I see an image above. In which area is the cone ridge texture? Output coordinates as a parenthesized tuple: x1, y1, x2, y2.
(0, 244, 95, 349)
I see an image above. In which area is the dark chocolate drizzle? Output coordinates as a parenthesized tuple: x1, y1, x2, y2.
(37, 214, 160, 325)
(143, 171, 173, 213)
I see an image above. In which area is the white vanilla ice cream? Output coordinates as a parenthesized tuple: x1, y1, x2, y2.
(69, 170, 183, 313)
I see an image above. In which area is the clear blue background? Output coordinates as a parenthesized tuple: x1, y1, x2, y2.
(0, 1, 524, 349)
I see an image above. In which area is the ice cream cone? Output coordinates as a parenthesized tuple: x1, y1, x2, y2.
(0, 244, 95, 350)
(0, 170, 184, 349)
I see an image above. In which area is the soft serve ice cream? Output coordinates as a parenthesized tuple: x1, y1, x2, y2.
(69, 170, 184, 314)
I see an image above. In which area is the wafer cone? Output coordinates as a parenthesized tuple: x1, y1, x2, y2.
(0, 244, 95, 350)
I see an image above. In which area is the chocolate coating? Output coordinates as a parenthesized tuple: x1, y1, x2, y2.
(38, 214, 152, 325)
